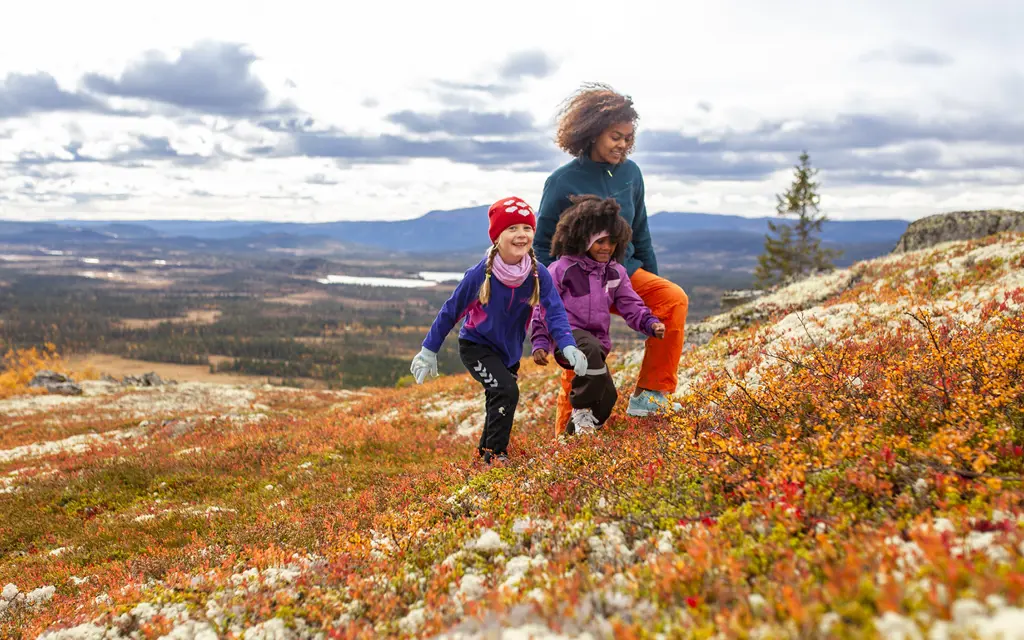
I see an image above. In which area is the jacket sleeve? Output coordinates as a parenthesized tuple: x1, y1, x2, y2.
(422, 264, 483, 353)
(537, 264, 577, 352)
(528, 305, 552, 354)
(529, 259, 566, 353)
(611, 264, 659, 336)
(630, 166, 659, 276)
(534, 173, 568, 268)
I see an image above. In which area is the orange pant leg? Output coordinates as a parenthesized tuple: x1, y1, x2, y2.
(629, 268, 689, 393)
(554, 368, 574, 436)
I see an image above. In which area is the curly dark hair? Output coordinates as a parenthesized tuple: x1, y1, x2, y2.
(555, 82, 639, 157)
(550, 194, 632, 262)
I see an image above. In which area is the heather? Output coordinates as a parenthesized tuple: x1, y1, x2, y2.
(2, 232, 1023, 638)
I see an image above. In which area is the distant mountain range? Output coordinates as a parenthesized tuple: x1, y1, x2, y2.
(0, 207, 911, 271)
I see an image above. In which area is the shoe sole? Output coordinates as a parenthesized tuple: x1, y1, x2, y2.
(626, 406, 681, 418)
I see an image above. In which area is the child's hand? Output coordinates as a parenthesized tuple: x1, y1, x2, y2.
(561, 345, 589, 376)
(532, 349, 549, 366)
(652, 322, 666, 339)
(410, 347, 438, 384)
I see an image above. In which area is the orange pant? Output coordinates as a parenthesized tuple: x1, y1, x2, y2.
(554, 268, 689, 436)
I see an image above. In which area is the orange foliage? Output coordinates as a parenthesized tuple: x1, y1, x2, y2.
(4, 234, 1024, 637)
(0, 342, 64, 399)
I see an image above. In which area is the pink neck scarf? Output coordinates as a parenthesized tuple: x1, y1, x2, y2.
(489, 247, 533, 288)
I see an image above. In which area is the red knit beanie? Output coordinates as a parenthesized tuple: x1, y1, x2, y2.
(487, 197, 536, 243)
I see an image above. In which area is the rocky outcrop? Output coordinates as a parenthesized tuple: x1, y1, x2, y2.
(27, 371, 83, 396)
(719, 289, 765, 311)
(893, 210, 1024, 254)
(121, 372, 170, 387)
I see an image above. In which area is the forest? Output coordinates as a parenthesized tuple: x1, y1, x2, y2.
(0, 254, 748, 389)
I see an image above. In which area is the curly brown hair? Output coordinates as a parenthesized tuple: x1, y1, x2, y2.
(550, 194, 632, 262)
(555, 82, 639, 157)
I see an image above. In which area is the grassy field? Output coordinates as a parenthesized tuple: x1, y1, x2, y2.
(64, 353, 257, 386)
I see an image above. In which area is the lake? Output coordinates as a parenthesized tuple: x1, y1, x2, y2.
(316, 271, 465, 289)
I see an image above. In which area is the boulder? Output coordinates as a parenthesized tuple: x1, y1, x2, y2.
(892, 210, 1024, 254)
(27, 370, 83, 396)
(720, 289, 765, 311)
(121, 372, 168, 387)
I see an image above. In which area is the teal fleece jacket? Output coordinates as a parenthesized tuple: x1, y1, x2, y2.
(534, 156, 658, 277)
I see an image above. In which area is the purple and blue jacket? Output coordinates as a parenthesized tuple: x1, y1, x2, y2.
(530, 254, 660, 355)
(422, 258, 577, 370)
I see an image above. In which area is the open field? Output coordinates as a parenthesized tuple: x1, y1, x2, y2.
(114, 309, 223, 330)
(64, 353, 257, 386)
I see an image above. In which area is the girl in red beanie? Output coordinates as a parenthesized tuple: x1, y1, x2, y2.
(411, 196, 588, 465)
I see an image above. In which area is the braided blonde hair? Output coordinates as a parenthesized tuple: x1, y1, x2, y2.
(477, 245, 542, 306)
(478, 245, 498, 305)
(527, 246, 540, 306)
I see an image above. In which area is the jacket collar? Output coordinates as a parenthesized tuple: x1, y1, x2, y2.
(576, 153, 621, 176)
(564, 253, 612, 274)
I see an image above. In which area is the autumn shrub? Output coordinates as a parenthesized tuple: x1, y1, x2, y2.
(0, 342, 64, 399)
(4, 234, 1024, 638)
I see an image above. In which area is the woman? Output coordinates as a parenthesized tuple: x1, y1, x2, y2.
(533, 83, 689, 434)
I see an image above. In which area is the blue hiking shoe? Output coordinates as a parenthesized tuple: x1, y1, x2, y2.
(626, 390, 682, 417)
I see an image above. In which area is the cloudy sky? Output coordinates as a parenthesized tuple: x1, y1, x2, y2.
(1, 0, 1022, 223)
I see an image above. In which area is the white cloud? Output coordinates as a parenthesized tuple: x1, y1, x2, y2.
(1, 0, 1022, 222)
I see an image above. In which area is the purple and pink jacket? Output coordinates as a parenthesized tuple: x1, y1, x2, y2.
(530, 254, 660, 355)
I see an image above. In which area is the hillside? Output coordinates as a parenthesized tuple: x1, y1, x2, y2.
(1, 231, 1023, 638)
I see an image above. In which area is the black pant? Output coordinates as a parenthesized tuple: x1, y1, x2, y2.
(459, 339, 520, 457)
(557, 329, 617, 424)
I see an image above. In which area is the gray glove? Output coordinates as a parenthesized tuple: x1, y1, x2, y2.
(561, 345, 589, 377)
(410, 347, 438, 384)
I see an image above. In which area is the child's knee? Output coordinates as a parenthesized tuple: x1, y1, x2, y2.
(575, 331, 605, 359)
(499, 381, 520, 404)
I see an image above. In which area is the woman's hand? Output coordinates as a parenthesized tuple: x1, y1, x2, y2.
(533, 349, 549, 366)
(652, 322, 666, 339)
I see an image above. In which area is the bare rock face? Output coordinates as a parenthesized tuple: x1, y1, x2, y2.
(893, 210, 1024, 254)
(27, 370, 83, 396)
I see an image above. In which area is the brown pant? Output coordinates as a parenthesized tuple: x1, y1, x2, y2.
(556, 329, 617, 425)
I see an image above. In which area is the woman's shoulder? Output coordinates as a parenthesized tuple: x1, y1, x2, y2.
(544, 157, 587, 187)
(549, 156, 580, 176)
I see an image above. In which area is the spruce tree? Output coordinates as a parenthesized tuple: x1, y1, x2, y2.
(755, 151, 841, 288)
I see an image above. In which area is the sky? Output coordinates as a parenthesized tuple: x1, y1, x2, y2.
(1, 0, 1022, 223)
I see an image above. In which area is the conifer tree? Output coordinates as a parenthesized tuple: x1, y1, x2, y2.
(755, 151, 841, 288)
